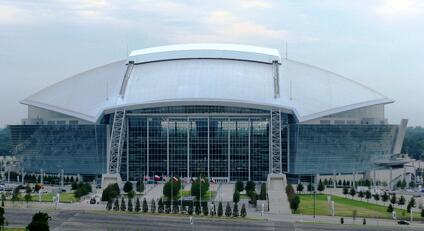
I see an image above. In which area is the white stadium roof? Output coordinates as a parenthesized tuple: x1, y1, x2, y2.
(21, 43, 393, 123)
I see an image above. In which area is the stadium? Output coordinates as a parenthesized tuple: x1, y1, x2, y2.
(9, 43, 407, 183)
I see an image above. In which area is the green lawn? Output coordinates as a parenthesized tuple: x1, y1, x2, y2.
(240, 194, 250, 200)
(3, 228, 25, 231)
(165, 191, 216, 201)
(29, 192, 79, 203)
(297, 194, 423, 220)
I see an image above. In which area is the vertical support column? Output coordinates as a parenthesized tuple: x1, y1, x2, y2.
(287, 123, 290, 173)
(248, 118, 251, 181)
(146, 118, 149, 177)
(187, 117, 190, 178)
(166, 118, 170, 177)
(390, 167, 393, 190)
(126, 119, 129, 181)
(228, 118, 231, 181)
(207, 117, 210, 179)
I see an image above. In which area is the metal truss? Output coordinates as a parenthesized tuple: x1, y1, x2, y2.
(270, 109, 282, 174)
(108, 109, 126, 174)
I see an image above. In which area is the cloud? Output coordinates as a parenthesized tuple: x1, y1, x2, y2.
(0, 4, 38, 25)
(374, 0, 424, 21)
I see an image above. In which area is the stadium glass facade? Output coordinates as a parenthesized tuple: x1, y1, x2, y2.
(9, 105, 399, 182)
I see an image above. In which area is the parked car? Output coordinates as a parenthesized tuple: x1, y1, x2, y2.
(397, 220, 409, 225)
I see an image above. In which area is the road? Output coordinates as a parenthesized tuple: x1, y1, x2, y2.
(5, 208, 424, 231)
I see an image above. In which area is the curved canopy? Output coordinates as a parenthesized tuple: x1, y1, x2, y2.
(21, 43, 393, 123)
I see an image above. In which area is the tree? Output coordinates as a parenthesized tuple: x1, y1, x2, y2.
(165, 201, 171, 213)
(296, 183, 304, 194)
(218, 201, 223, 217)
(136, 180, 144, 193)
(233, 190, 240, 203)
(365, 190, 371, 201)
(188, 203, 193, 215)
(398, 196, 406, 207)
(150, 199, 156, 213)
(382, 192, 389, 205)
(34, 184, 42, 193)
(358, 191, 364, 200)
(349, 188, 356, 198)
(373, 194, 380, 202)
(289, 195, 300, 213)
(1, 194, 4, 207)
(387, 204, 394, 213)
(307, 183, 314, 192)
(259, 183, 267, 200)
(174, 203, 180, 214)
(163, 178, 182, 199)
(408, 197, 416, 208)
(250, 191, 257, 206)
(158, 198, 164, 213)
(0, 207, 6, 229)
(127, 199, 133, 212)
(409, 181, 416, 189)
(245, 181, 255, 194)
(113, 198, 119, 211)
(191, 177, 209, 199)
(235, 181, 244, 192)
(27, 212, 50, 231)
(421, 208, 424, 218)
(123, 181, 133, 193)
(127, 190, 135, 199)
(233, 203, 239, 217)
(120, 197, 126, 211)
(225, 202, 232, 217)
(135, 197, 141, 212)
(240, 204, 247, 217)
(317, 180, 325, 192)
(400, 179, 407, 189)
(101, 183, 120, 202)
(106, 199, 112, 211)
(142, 198, 148, 213)
(74, 182, 92, 198)
(195, 203, 201, 215)
(342, 187, 348, 197)
(202, 205, 208, 216)
(286, 184, 295, 199)
(390, 194, 397, 205)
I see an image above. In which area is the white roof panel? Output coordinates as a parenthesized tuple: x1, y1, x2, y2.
(21, 44, 393, 122)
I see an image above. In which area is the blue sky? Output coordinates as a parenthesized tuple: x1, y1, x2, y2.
(0, 0, 423, 127)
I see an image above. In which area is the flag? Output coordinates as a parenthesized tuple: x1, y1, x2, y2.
(210, 178, 216, 183)
(200, 178, 205, 183)
(173, 176, 178, 182)
(190, 178, 195, 183)
(144, 175, 149, 181)
(154, 175, 160, 181)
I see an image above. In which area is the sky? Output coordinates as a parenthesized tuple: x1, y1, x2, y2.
(0, 0, 423, 127)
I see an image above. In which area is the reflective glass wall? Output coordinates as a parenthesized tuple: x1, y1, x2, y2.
(121, 106, 271, 181)
(9, 125, 107, 175)
(289, 124, 398, 175)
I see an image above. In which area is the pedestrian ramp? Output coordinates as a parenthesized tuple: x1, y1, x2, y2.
(267, 173, 291, 214)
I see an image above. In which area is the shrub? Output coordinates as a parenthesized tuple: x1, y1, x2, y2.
(245, 181, 255, 194)
(120, 197, 126, 211)
(123, 181, 133, 193)
(135, 198, 141, 212)
(101, 183, 120, 201)
(74, 182, 92, 198)
(195, 203, 201, 215)
(163, 178, 181, 199)
(191, 177, 209, 199)
(142, 198, 148, 212)
(296, 183, 304, 194)
(136, 180, 144, 193)
(127, 199, 133, 212)
(349, 188, 356, 198)
(387, 204, 394, 212)
(286, 184, 295, 198)
(225, 202, 232, 217)
(113, 198, 119, 211)
(398, 196, 406, 207)
(240, 204, 247, 217)
(158, 198, 164, 213)
(106, 199, 112, 211)
(202, 206, 208, 216)
(317, 180, 325, 192)
(218, 201, 223, 217)
(188, 203, 193, 215)
(289, 195, 300, 213)
(27, 212, 50, 231)
(233, 190, 240, 203)
(235, 181, 244, 192)
(233, 203, 239, 217)
(390, 194, 397, 204)
(150, 199, 156, 213)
